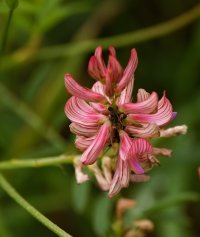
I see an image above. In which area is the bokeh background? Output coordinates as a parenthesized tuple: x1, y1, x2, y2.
(0, 0, 200, 236)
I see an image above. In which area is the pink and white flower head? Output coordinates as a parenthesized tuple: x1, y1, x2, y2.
(64, 46, 178, 197)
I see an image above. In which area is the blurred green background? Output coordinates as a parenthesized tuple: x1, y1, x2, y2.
(0, 0, 200, 236)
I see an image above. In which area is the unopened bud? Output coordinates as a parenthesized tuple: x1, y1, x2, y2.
(160, 125, 188, 138)
(116, 198, 136, 219)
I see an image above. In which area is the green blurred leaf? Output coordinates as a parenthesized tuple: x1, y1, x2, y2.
(71, 180, 91, 213)
(92, 194, 113, 236)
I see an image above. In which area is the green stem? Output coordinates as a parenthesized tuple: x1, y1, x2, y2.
(0, 154, 74, 170)
(1, 8, 14, 55)
(0, 173, 73, 237)
(38, 4, 200, 60)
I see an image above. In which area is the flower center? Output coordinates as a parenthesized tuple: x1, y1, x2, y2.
(108, 106, 127, 143)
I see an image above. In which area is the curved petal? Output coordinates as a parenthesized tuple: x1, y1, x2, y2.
(106, 55, 123, 96)
(75, 135, 96, 152)
(137, 89, 150, 102)
(65, 96, 106, 126)
(108, 156, 130, 198)
(91, 81, 106, 96)
(134, 138, 152, 154)
(108, 46, 116, 57)
(116, 48, 138, 92)
(127, 92, 173, 127)
(116, 78, 134, 105)
(119, 92, 158, 114)
(64, 74, 106, 102)
(69, 122, 98, 137)
(118, 130, 132, 161)
(88, 46, 107, 81)
(128, 146, 144, 174)
(81, 122, 111, 165)
(126, 123, 159, 138)
(128, 138, 152, 174)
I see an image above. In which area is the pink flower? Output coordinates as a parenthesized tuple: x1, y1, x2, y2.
(64, 46, 176, 197)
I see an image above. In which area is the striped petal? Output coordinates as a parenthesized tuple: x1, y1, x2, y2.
(119, 92, 158, 114)
(81, 122, 111, 165)
(116, 48, 138, 92)
(91, 81, 106, 96)
(129, 138, 152, 174)
(64, 74, 106, 102)
(108, 156, 130, 198)
(75, 135, 96, 152)
(118, 130, 132, 161)
(127, 92, 173, 127)
(69, 122, 98, 137)
(88, 46, 107, 82)
(65, 96, 106, 126)
(105, 55, 123, 96)
(126, 123, 159, 138)
(137, 89, 150, 102)
(116, 78, 134, 105)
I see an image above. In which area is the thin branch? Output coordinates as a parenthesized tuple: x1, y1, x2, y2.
(37, 3, 200, 60)
(0, 8, 14, 55)
(0, 154, 74, 170)
(0, 173, 73, 237)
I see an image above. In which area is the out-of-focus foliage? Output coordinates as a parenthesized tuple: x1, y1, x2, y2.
(0, 0, 200, 236)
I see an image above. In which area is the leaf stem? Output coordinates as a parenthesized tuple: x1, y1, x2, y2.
(1, 8, 14, 55)
(0, 154, 75, 170)
(0, 173, 73, 237)
(38, 3, 200, 60)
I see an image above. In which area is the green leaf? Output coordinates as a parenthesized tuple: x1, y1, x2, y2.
(92, 194, 113, 236)
(5, 0, 18, 10)
(71, 180, 91, 213)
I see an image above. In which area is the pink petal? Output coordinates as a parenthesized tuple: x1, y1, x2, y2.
(134, 138, 152, 154)
(64, 74, 106, 102)
(108, 46, 116, 57)
(81, 122, 111, 165)
(89, 102, 108, 114)
(90, 81, 110, 113)
(118, 130, 132, 161)
(126, 123, 159, 138)
(129, 138, 152, 174)
(65, 96, 106, 126)
(116, 48, 138, 93)
(137, 89, 150, 102)
(88, 46, 107, 81)
(105, 55, 123, 96)
(119, 92, 158, 114)
(116, 78, 134, 105)
(127, 92, 173, 127)
(69, 122, 98, 137)
(128, 145, 144, 174)
(75, 135, 96, 151)
(108, 156, 130, 198)
(91, 81, 106, 96)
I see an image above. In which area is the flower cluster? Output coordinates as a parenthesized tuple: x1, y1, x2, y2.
(64, 46, 186, 197)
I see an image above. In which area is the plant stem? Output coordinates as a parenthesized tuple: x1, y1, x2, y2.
(0, 154, 75, 170)
(0, 173, 73, 237)
(38, 3, 200, 60)
(1, 8, 14, 55)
